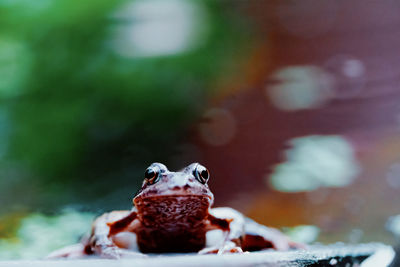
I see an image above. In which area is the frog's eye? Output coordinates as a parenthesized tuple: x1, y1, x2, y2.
(193, 164, 209, 184)
(144, 166, 160, 185)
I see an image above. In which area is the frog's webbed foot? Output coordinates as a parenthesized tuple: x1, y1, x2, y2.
(99, 247, 147, 259)
(46, 243, 87, 259)
(199, 241, 243, 255)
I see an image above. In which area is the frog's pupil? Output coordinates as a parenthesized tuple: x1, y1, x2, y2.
(201, 169, 209, 180)
(145, 169, 155, 179)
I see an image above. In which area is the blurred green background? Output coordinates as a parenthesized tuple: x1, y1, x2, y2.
(0, 0, 254, 258)
(0, 0, 248, 211)
(1, 0, 400, 260)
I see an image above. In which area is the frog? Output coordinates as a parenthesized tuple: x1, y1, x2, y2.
(47, 163, 300, 259)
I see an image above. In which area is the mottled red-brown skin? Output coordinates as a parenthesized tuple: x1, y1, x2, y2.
(134, 195, 210, 252)
(48, 163, 301, 259)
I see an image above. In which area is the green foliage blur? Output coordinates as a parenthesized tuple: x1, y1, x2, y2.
(0, 0, 249, 213)
(0, 210, 94, 259)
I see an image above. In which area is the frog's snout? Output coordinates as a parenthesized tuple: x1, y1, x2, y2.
(170, 184, 191, 191)
(168, 174, 191, 189)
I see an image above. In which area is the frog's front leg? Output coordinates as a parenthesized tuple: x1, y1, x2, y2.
(200, 207, 245, 254)
(85, 210, 146, 259)
(200, 207, 302, 254)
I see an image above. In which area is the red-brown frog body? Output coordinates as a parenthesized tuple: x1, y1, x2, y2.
(48, 163, 299, 259)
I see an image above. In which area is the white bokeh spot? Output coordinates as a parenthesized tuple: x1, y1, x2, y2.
(110, 0, 209, 58)
(266, 66, 334, 111)
(269, 135, 360, 192)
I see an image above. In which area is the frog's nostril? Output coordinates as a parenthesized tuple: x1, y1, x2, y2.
(171, 184, 190, 191)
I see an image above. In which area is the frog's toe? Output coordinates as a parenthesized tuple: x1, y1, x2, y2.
(101, 247, 147, 259)
(46, 243, 86, 259)
(199, 241, 243, 255)
(198, 247, 219, 254)
(220, 246, 243, 254)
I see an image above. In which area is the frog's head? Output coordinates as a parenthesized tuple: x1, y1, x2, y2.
(133, 163, 214, 225)
(134, 163, 214, 204)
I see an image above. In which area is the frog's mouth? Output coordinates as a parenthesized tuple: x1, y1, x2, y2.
(135, 186, 214, 203)
(135, 193, 213, 207)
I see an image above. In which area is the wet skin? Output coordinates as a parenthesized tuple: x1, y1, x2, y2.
(48, 163, 300, 259)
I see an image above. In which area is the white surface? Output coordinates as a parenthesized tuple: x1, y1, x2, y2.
(0, 243, 393, 267)
(360, 246, 395, 267)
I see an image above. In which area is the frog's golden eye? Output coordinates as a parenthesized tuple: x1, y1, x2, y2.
(193, 164, 209, 184)
(144, 166, 160, 185)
